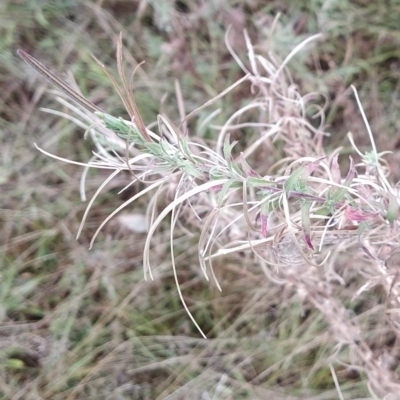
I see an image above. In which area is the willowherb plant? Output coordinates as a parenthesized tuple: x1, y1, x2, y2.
(19, 29, 400, 397)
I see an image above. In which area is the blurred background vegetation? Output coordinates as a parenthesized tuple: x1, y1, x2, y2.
(1, 0, 400, 399)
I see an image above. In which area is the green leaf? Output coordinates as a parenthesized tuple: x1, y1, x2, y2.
(247, 176, 277, 188)
(96, 112, 142, 142)
(182, 162, 202, 178)
(6, 358, 25, 370)
(223, 134, 236, 161)
(218, 178, 237, 205)
(284, 166, 307, 194)
(386, 191, 399, 223)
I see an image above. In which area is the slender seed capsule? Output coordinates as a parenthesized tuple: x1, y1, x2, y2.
(17, 49, 103, 114)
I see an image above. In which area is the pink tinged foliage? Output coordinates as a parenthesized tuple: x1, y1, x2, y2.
(209, 184, 224, 191)
(260, 213, 268, 238)
(304, 233, 314, 251)
(344, 206, 378, 222)
(239, 153, 259, 177)
(306, 156, 326, 175)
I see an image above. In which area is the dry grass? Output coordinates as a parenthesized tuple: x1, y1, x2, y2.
(2, 1, 400, 399)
